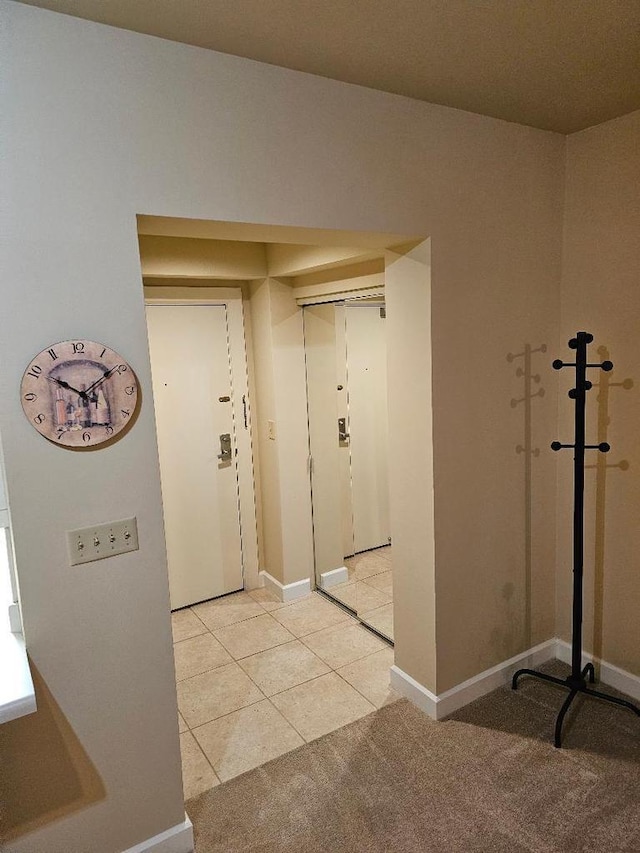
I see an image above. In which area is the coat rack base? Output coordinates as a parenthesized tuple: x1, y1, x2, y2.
(512, 665, 640, 748)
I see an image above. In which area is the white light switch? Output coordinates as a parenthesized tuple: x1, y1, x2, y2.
(268, 420, 276, 440)
(67, 517, 139, 566)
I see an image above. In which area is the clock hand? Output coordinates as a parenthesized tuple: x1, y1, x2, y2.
(47, 376, 87, 399)
(84, 366, 118, 396)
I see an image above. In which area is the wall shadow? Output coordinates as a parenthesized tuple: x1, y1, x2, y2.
(0, 662, 105, 843)
(585, 345, 633, 668)
(507, 344, 546, 651)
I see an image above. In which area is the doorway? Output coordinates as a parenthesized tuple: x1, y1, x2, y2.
(145, 289, 259, 610)
(138, 222, 433, 799)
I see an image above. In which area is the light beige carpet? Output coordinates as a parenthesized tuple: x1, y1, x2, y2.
(186, 662, 640, 852)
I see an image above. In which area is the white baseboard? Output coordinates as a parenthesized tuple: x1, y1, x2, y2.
(391, 639, 557, 721)
(555, 639, 640, 702)
(8, 602, 23, 634)
(319, 566, 349, 588)
(435, 639, 558, 719)
(391, 638, 640, 721)
(121, 815, 193, 853)
(260, 570, 311, 603)
(390, 665, 439, 718)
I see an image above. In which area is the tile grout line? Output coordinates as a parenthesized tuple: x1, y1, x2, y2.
(257, 644, 393, 701)
(331, 645, 392, 677)
(177, 598, 389, 704)
(174, 611, 346, 694)
(190, 665, 379, 765)
(207, 610, 296, 657)
(179, 612, 319, 731)
(174, 590, 320, 793)
(262, 694, 310, 744)
(224, 603, 361, 700)
(188, 606, 209, 630)
(197, 610, 277, 635)
(186, 657, 386, 791)
(333, 652, 398, 711)
(187, 690, 269, 733)
(244, 655, 331, 701)
(299, 639, 388, 671)
(331, 668, 379, 715)
(194, 694, 311, 784)
(213, 633, 299, 662)
(180, 727, 222, 789)
(246, 588, 313, 613)
(269, 668, 379, 742)
(186, 587, 298, 632)
(230, 637, 318, 702)
(359, 576, 394, 594)
(177, 587, 393, 795)
(178, 611, 274, 731)
(267, 670, 353, 742)
(176, 592, 386, 704)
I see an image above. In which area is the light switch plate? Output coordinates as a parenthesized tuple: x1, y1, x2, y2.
(267, 419, 276, 440)
(67, 517, 139, 566)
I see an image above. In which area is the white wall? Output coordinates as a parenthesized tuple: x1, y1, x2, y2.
(0, 446, 7, 514)
(1, 3, 565, 849)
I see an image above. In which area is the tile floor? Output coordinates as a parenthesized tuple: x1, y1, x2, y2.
(329, 545, 394, 641)
(173, 588, 397, 800)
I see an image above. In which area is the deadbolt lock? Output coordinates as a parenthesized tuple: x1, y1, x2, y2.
(217, 433, 232, 462)
(338, 418, 350, 442)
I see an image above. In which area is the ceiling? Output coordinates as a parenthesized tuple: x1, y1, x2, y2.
(137, 215, 417, 248)
(15, 0, 640, 134)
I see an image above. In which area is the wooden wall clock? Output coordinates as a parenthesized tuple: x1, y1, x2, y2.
(20, 340, 139, 448)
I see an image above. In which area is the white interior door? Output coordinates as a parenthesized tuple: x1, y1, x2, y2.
(346, 304, 390, 553)
(147, 304, 244, 609)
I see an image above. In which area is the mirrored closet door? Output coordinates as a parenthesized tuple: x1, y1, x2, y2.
(304, 298, 394, 642)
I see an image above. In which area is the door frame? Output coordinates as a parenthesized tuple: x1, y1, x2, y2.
(144, 286, 260, 592)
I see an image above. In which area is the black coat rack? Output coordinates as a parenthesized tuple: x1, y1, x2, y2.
(512, 331, 640, 747)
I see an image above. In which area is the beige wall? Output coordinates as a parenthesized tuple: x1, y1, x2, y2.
(249, 279, 314, 587)
(248, 280, 284, 582)
(558, 110, 640, 676)
(386, 244, 437, 688)
(248, 277, 316, 587)
(2, 3, 565, 849)
(139, 235, 267, 279)
(428, 170, 565, 689)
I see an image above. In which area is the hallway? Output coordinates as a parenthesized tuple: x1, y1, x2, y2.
(172, 590, 396, 798)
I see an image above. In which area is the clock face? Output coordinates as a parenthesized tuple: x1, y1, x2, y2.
(20, 340, 139, 448)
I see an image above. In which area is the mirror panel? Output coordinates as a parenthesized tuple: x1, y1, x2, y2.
(304, 303, 351, 579)
(304, 299, 393, 641)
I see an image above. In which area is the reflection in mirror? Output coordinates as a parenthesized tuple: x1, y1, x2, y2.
(304, 298, 393, 641)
